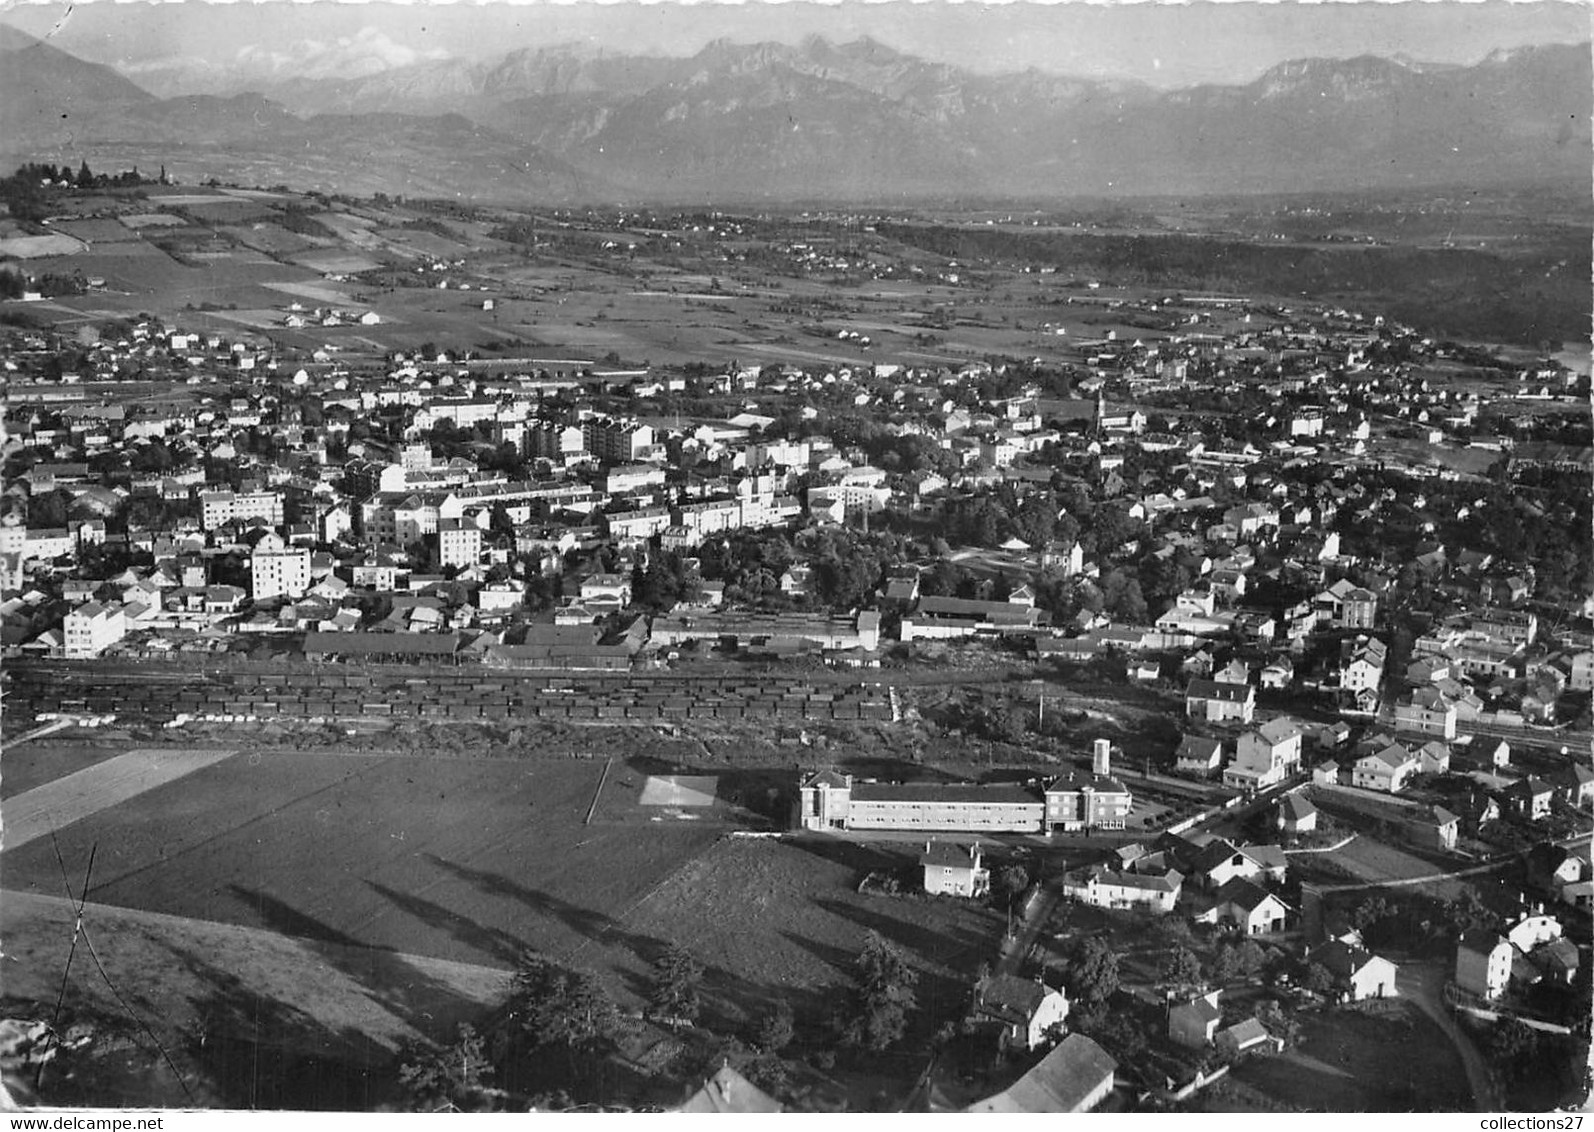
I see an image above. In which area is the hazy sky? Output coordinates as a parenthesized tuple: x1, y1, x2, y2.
(1, 0, 1588, 86)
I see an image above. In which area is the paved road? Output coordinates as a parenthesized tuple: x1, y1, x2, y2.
(1401, 959, 1501, 1111)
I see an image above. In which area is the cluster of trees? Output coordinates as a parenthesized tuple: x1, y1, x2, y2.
(395, 928, 925, 1111)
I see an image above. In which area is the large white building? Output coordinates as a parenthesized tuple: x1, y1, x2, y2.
(200, 490, 284, 531)
(799, 740, 1131, 835)
(63, 601, 127, 658)
(250, 534, 311, 601)
(437, 516, 483, 569)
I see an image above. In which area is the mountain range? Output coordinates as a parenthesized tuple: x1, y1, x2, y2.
(1, 27, 1588, 203)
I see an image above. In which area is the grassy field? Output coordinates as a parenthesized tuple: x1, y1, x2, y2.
(593, 835, 1006, 1033)
(1221, 1002, 1471, 1111)
(1, 890, 508, 1109)
(1, 752, 721, 971)
(1, 739, 133, 799)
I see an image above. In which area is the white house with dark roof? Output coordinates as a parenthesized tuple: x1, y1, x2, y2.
(920, 840, 990, 898)
(970, 974, 1071, 1051)
(1185, 678, 1255, 724)
(1175, 734, 1224, 778)
(1353, 743, 1419, 794)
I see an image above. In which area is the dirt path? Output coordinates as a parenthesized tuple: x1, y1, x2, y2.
(1402, 960, 1501, 1111)
(2, 748, 239, 850)
(995, 885, 1058, 977)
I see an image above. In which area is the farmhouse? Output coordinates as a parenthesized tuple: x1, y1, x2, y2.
(1061, 863, 1182, 912)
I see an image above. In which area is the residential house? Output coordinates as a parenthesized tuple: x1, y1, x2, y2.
(63, 601, 126, 658)
(1307, 939, 1398, 1001)
(579, 572, 633, 608)
(1060, 864, 1182, 913)
(1526, 842, 1589, 902)
(1215, 1018, 1282, 1060)
(1276, 793, 1319, 835)
(1401, 804, 1460, 851)
(1259, 658, 1294, 690)
(963, 1034, 1116, 1114)
(1339, 588, 1378, 630)
(1224, 719, 1303, 791)
(1185, 679, 1256, 725)
(1210, 876, 1290, 935)
(1551, 762, 1594, 810)
(1394, 688, 1459, 739)
(250, 532, 311, 602)
(436, 517, 482, 569)
(1338, 636, 1388, 702)
(1352, 743, 1418, 794)
(1311, 760, 1342, 786)
(920, 841, 991, 898)
(970, 975, 1071, 1052)
(1505, 911, 1563, 954)
(1175, 734, 1224, 778)
(1454, 931, 1513, 1001)
(1167, 991, 1222, 1050)
(1415, 741, 1451, 775)
(1503, 778, 1555, 822)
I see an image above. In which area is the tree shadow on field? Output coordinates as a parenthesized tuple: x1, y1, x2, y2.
(419, 853, 668, 961)
(363, 880, 526, 967)
(225, 884, 504, 1049)
(778, 929, 859, 977)
(811, 897, 993, 970)
(782, 835, 915, 874)
(174, 949, 399, 1111)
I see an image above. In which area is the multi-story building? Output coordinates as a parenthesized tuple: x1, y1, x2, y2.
(250, 533, 311, 601)
(524, 421, 586, 461)
(582, 417, 654, 464)
(1454, 931, 1513, 1000)
(797, 741, 1130, 835)
(1185, 679, 1256, 724)
(436, 517, 482, 569)
(200, 490, 284, 531)
(63, 600, 126, 658)
(1352, 743, 1418, 793)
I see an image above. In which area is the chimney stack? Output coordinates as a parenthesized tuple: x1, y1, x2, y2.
(1093, 738, 1111, 776)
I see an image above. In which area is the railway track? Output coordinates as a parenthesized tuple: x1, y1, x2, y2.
(7, 663, 895, 726)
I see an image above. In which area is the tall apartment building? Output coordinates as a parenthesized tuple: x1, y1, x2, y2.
(64, 601, 127, 658)
(581, 417, 654, 464)
(437, 516, 483, 569)
(250, 533, 311, 601)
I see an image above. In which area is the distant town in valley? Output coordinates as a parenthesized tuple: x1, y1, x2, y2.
(0, 3, 1590, 1117)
